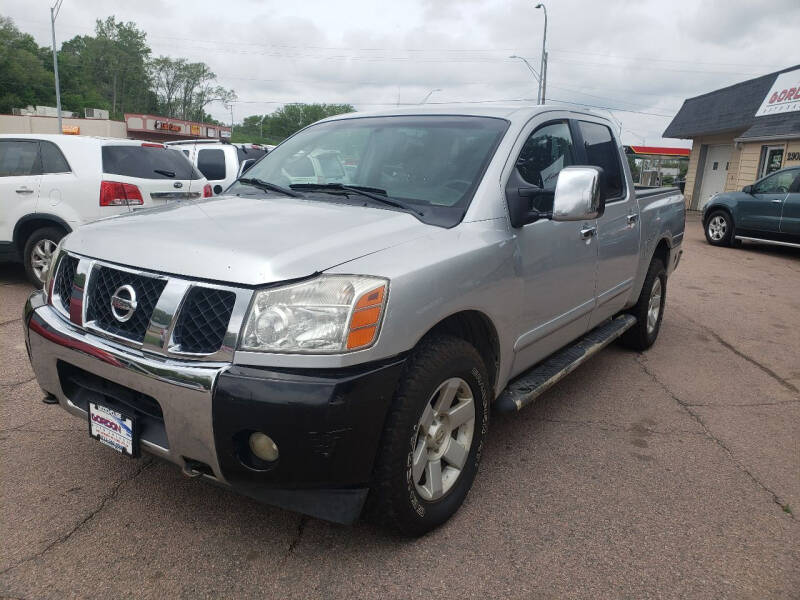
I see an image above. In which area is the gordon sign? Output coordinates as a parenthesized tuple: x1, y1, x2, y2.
(755, 68, 800, 117)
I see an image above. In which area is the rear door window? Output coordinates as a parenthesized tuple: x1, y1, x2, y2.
(102, 145, 202, 180)
(0, 140, 41, 177)
(40, 141, 71, 173)
(197, 149, 226, 181)
(577, 121, 625, 200)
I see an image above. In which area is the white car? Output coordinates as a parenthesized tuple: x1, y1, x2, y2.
(166, 140, 268, 195)
(0, 134, 211, 286)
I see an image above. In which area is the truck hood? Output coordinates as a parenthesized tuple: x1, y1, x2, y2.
(64, 195, 433, 286)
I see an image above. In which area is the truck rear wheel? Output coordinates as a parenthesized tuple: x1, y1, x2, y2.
(367, 334, 489, 536)
(620, 258, 666, 351)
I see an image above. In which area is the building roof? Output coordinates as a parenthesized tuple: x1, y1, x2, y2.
(663, 65, 800, 139)
(626, 145, 690, 157)
(737, 113, 800, 141)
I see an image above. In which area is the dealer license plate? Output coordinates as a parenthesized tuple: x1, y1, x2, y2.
(88, 402, 138, 457)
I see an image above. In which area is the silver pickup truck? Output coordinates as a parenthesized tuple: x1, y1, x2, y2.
(24, 105, 684, 536)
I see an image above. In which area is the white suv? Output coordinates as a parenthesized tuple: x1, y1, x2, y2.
(166, 140, 268, 195)
(0, 134, 211, 286)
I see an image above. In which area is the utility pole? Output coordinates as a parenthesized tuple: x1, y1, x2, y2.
(50, 0, 65, 133)
(535, 3, 547, 104)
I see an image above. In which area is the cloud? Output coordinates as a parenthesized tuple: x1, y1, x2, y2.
(4, 0, 798, 145)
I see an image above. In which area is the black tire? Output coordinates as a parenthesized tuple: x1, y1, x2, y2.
(23, 226, 66, 288)
(704, 209, 733, 246)
(366, 334, 490, 536)
(620, 258, 666, 351)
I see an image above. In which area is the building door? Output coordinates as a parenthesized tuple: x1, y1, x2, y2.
(697, 144, 731, 209)
(759, 145, 784, 178)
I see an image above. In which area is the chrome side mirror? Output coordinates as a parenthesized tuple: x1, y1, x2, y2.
(552, 166, 605, 221)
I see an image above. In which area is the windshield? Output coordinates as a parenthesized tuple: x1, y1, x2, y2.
(228, 115, 509, 227)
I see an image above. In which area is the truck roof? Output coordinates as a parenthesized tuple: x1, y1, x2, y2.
(318, 103, 613, 126)
(0, 133, 155, 146)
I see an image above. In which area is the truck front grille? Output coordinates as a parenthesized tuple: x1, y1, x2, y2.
(85, 266, 167, 343)
(54, 255, 79, 314)
(54, 253, 248, 360)
(172, 287, 236, 354)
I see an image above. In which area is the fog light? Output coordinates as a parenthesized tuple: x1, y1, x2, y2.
(249, 432, 279, 462)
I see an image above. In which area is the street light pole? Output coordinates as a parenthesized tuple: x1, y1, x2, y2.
(509, 55, 541, 95)
(421, 88, 442, 104)
(50, 0, 65, 133)
(535, 3, 547, 104)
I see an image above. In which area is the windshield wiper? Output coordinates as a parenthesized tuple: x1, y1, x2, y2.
(154, 169, 175, 178)
(238, 177, 304, 198)
(289, 183, 423, 216)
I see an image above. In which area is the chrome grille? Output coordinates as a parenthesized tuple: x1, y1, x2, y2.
(54, 255, 79, 314)
(85, 266, 167, 343)
(172, 287, 237, 354)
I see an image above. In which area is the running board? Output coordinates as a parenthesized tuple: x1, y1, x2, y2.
(735, 236, 800, 249)
(495, 314, 637, 414)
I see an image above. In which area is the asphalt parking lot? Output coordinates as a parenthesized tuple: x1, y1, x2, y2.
(1, 215, 798, 599)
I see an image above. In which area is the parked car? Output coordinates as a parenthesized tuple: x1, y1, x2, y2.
(166, 140, 268, 195)
(703, 166, 800, 248)
(24, 106, 684, 535)
(0, 135, 211, 286)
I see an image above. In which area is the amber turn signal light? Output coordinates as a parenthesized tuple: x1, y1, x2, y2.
(346, 285, 386, 350)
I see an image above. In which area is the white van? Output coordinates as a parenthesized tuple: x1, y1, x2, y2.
(166, 141, 268, 195)
(0, 134, 211, 286)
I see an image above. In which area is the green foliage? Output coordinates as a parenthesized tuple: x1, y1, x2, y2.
(233, 104, 355, 143)
(0, 17, 55, 113)
(0, 15, 234, 122)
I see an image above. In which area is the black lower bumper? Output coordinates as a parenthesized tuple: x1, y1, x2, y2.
(212, 358, 406, 523)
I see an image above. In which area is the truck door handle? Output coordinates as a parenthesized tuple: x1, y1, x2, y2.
(580, 226, 597, 239)
(15, 187, 34, 194)
(627, 214, 639, 225)
(771, 199, 783, 203)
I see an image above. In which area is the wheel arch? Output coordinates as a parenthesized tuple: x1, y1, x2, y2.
(418, 309, 501, 394)
(13, 214, 72, 251)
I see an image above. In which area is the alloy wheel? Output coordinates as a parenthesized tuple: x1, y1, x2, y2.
(30, 238, 57, 284)
(411, 377, 476, 501)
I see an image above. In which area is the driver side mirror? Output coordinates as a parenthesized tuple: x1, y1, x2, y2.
(551, 166, 606, 222)
(742, 184, 753, 194)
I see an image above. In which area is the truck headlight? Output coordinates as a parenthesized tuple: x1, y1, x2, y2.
(239, 275, 388, 353)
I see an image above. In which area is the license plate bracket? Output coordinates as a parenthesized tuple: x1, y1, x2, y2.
(88, 401, 139, 458)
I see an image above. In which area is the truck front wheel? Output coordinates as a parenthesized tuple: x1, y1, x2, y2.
(367, 334, 489, 536)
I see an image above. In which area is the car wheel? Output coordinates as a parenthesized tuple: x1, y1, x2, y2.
(620, 258, 666, 351)
(704, 210, 733, 246)
(23, 226, 65, 288)
(367, 334, 489, 536)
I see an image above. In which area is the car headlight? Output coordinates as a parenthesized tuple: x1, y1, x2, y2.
(239, 275, 388, 354)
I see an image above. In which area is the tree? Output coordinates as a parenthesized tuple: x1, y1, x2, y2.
(0, 17, 54, 113)
(150, 57, 236, 121)
(233, 103, 355, 143)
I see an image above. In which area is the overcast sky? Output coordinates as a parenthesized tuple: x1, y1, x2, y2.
(5, 0, 800, 146)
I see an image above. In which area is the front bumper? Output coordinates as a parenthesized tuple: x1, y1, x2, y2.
(24, 292, 405, 524)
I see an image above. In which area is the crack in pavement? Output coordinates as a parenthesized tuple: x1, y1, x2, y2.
(528, 417, 703, 436)
(0, 317, 23, 327)
(284, 515, 308, 560)
(0, 458, 155, 577)
(0, 377, 36, 389)
(674, 307, 799, 396)
(636, 354, 795, 521)
(683, 400, 800, 408)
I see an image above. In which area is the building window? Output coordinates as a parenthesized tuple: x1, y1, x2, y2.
(712, 162, 718, 170)
(758, 145, 784, 178)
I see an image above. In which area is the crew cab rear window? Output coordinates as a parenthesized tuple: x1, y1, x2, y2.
(578, 121, 625, 199)
(0, 140, 40, 176)
(102, 145, 202, 180)
(197, 149, 226, 181)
